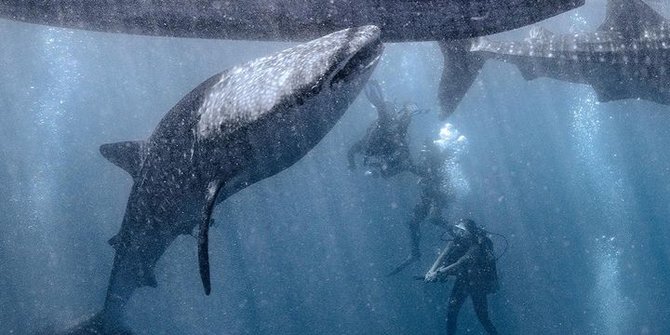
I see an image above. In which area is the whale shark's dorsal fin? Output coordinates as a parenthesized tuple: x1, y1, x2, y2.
(100, 141, 146, 179)
(599, 0, 668, 38)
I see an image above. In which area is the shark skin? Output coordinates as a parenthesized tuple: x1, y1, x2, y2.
(439, 0, 670, 117)
(0, 1, 584, 119)
(0, 0, 584, 42)
(59, 26, 383, 335)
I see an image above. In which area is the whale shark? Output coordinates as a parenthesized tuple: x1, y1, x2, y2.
(0, 1, 584, 118)
(0, 0, 583, 42)
(61, 26, 382, 334)
(439, 0, 670, 117)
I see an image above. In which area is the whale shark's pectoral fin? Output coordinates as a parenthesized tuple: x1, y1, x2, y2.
(198, 180, 224, 296)
(100, 140, 146, 179)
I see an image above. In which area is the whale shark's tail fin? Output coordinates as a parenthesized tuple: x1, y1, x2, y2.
(437, 39, 485, 119)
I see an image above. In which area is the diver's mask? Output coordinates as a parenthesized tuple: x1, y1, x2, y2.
(454, 222, 468, 238)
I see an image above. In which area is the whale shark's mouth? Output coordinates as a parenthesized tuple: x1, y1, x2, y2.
(331, 38, 383, 87)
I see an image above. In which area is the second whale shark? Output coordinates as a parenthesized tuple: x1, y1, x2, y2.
(0, 0, 583, 42)
(0, 1, 584, 118)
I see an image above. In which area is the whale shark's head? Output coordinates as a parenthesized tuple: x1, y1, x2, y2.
(197, 25, 383, 139)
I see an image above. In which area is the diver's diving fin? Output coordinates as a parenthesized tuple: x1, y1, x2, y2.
(387, 254, 421, 277)
(599, 0, 668, 38)
(438, 39, 485, 119)
(198, 180, 223, 296)
(100, 140, 146, 180)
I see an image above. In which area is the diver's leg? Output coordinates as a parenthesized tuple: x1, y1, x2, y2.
(428, 202, 448, 228)
(381, 158, 403, 178)
(471, 292, 498, 335)
(429, 215, 449, 228)
(366, 159, 382, 177)
(398, 145, 413, 174)
(384, 144, 413, 178)
(447, 280, 468, 335)
(409, 196, 431, 258)
(387, 196, 431, 276)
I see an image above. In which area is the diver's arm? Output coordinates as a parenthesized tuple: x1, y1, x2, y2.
(436, 243, 478, 276)
(428, 241, 454, 273)
(398, 110, 412, 132)
(424, 241, 454, 281)
(365, 80, 390, 121)
(376, 104, 391, 122)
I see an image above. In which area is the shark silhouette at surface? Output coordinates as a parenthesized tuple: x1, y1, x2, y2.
(0, 0, 583, 42)
(50, 26, 383, 335)
(439, 0, 670, 117)
(0, 1, 584, 118)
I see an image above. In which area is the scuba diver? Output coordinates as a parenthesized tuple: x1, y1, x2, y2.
(388, 123, 469, 276)
(425, 219, 499, 335)
(347, 80, 417, 178)
(388, 138, 450, 275)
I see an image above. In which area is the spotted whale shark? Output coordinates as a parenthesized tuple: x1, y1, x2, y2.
(0, 0, 582, 42)
(0, 1, 583, 118)
(439, 0, 670, 117)
(57, 26, 382, 334)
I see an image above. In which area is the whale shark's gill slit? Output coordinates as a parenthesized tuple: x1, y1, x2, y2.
(198, 180, 224, 295)
(330, 39, 383, 86)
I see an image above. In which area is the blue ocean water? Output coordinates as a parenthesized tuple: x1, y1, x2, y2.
(1, 1, 670, 334)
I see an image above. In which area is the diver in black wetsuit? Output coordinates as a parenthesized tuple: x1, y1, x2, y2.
(347, 80, 415, 178)
(425, 219, 499, 335)
(388, 140, 450, 275)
